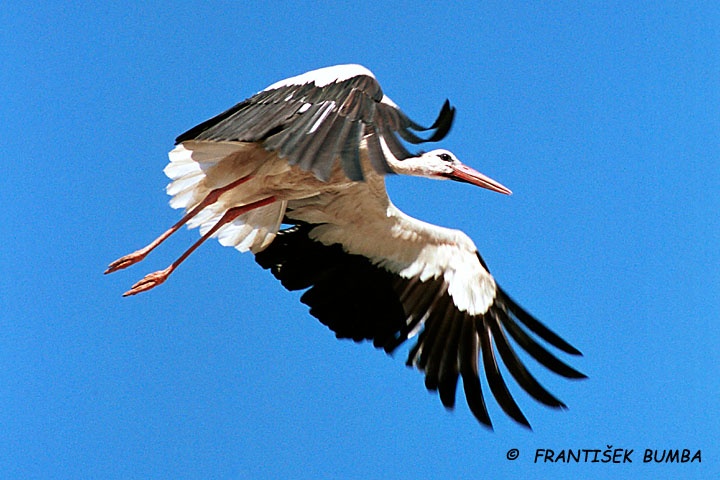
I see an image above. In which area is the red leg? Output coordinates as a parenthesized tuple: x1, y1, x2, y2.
(105, 175, 254, 274)
(122, 196, 277, 296)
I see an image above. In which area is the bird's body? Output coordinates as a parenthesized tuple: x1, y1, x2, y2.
(107, 64, 584, 429)
(166, 138, 497, 315)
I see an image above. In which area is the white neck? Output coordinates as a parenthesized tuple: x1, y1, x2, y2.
(378, 137, 444, 178)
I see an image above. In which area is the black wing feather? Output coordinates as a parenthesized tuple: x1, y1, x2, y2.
(498, 286, 583, 355)
(487, 311, 567, 408)
(436, 309, 464, 408)
(459, 317, 492, 427)
(501, 313, 587, 379)
(477, 316, 531, 429)
(416, 295, 453, 373)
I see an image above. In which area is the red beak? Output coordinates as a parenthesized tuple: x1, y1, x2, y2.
(447, 164, 512, 195)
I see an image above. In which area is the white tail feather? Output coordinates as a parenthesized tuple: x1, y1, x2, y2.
(216, 201, 287, 253)
(165, 142, 249, 211)
(165, 141, 286, 254)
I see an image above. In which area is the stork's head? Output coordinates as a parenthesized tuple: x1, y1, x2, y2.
(395, 149, 512, 195)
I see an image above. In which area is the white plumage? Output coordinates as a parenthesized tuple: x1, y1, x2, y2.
(107, 64, 584, 429)
(263, 64, 376, 90)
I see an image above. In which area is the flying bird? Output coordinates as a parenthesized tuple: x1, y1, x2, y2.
(106, 64, 585, 429)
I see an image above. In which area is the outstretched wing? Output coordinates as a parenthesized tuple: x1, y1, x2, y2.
(255, 223, 585, 429)
(175, 64, 455, 181)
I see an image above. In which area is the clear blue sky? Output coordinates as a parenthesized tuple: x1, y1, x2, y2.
(2, 1, 718, 478)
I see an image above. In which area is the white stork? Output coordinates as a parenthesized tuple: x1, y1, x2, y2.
(106, 64, 585, 429)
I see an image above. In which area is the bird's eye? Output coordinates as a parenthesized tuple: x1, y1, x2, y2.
(438, 153, 452, 162)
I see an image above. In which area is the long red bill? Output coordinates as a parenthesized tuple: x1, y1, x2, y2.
(447, 164, 512, 195)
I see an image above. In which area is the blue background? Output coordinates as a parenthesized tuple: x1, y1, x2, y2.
(2, 2, 718, 478)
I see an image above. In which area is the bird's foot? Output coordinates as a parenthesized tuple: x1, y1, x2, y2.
(122, 267, 172, 296)
(105, 249, 149, 274)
